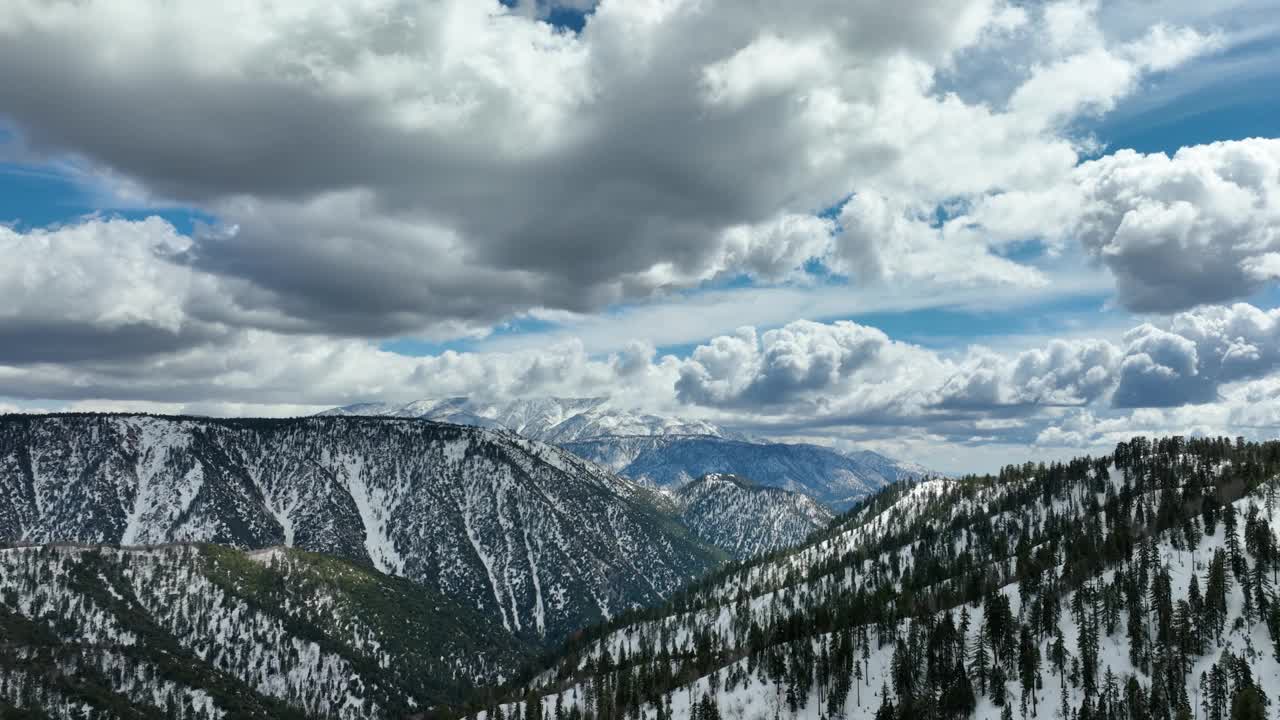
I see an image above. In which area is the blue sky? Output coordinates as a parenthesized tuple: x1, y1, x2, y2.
(1, 0, 1279, 472)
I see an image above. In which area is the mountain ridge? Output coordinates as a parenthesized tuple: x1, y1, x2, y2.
(565, 434, 931, 509)
(670, 473, 834, 560)
(0, 412, 724, 646)
(467, 435, 1280, 720)
(319, 397, 736, 444)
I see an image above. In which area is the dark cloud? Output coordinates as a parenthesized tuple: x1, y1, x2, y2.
(0, 320, 221, 365)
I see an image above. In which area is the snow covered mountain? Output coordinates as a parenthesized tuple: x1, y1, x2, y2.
(670, 474, 834, 560)
(322, 397, 934, 510)
(565, 435, 931, 509)
(469, 436, 1280, 720)
(0, 543, 528, 717)
(0, 414, 723, 647)
(320, 396, 732, 443)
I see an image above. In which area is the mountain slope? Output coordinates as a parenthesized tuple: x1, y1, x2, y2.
(321, 397, 732, 443)
(0, 543, 529, 718)
(0, 414, 723, 646)
(469, 436, 1280, 720)
(671, 474, 833, 560)
(565, 435, 930, 509)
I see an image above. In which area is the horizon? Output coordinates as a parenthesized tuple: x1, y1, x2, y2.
(3, 0, 1280, 474)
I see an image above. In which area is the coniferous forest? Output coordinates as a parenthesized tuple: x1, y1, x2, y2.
(6, 431, 1280, 720)
(466, 436, 1280, 720)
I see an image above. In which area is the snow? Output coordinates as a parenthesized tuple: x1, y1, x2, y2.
(340, 453, 405, 576)
(247, 547, 287, 565)
(121, 418, 202, 545)
(322, 396, 735, 443)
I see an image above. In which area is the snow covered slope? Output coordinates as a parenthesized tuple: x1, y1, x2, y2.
(320, 397, 732, 443)
(0, 543, 528, 718)
(467, 436, 1280, 720)
(565, 435, 932, 509)
(0, 414, 723, 646)
(671, 474, 834, 560)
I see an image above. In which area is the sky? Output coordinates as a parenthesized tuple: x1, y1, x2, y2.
(1, 0, 1279, 473)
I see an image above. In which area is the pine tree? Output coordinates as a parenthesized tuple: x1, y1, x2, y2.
(972, 629, 990, 696)
(874, 693, 896, 720)
(1229, 686, 1265, 720)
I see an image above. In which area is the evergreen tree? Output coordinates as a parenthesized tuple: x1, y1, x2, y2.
(1229, 686, 1266, 720)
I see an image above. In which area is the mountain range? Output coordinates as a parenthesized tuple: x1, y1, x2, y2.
(319, 397, 733, 444)
(565, 435, 931, 509)
(4, 417, 1267, 720)
(0, 407, 927, 718)
(323, 397, 934, 509)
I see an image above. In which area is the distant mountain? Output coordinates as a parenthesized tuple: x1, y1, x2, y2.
(671, 474, 833, 559)
(0, 543, 529, 716)
(320, 396, 733, 443)
(321, 398, 935, 510)
(0, 414, 723, 647)
(564, 435, 932, 509)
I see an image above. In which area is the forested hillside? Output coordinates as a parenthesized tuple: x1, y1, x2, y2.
(467, 436, 1280, 720)
(0, 543, 529, 718)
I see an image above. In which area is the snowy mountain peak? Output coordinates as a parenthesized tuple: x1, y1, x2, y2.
(320, 396, 734, 443)
(320, 398, 937, 511)
(691, 472, 758, 489)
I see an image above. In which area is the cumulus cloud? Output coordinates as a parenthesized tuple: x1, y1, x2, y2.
(0, 217, 228, 363)
(12, 298, 1280, 461)
(960, 139, 1280, 312)
(0, 0, 1272, 473)
(0, 329, 684, 415)
(939, 340, 1121, 409)
(0, 0, 1221, 340)
(673, 303, 1280, 439)
(675, 320, 945, 418)
(1009, 17, 1218, 125)
(1036, 304, 1280, 449)
(833, 191, 1048, 288)
(675, 319, 1124, 430)
(1072, 139, 1280, 312)
(1112, 325, 1211, 407)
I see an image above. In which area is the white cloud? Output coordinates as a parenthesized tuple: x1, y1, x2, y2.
(833, 191, 1049, 287)
(0, 0, 1224, 338)
(0, 216, 231, 363)
(940, 138, 1280, 313)
(1071, 139, 1280, 311)
(1010, 17, 1219, 125)
(11, 298, 1280, 471)
(675, 320, 946, 417)
(0, 0, 1273, 472)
